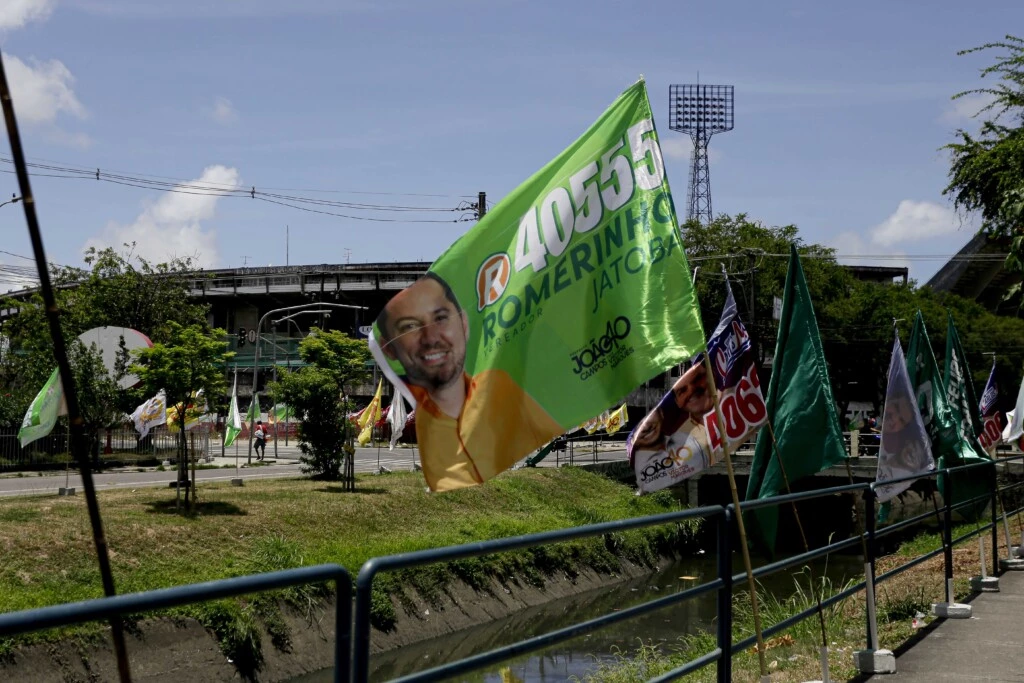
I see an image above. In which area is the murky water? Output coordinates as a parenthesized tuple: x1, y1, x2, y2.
(290, 553, 862, 682)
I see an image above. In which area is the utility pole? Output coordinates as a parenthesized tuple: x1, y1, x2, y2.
(286, 225, 289, 266)
(477, 191, 487, 220)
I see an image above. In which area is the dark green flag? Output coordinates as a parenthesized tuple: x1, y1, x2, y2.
(942, 313, 992, 519)
(745, 245, 847, 551)
(905, 312, 959, 458)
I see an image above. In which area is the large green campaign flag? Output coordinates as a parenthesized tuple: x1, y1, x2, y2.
(942, 313, 992, 518)
(368, 79, 705, 492)
(905, 312, 959, 458)
(745, 245, 847, 551)
(18, 368, 63, 448)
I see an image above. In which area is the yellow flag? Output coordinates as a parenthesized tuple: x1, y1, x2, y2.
(583, 410, 609, 434)
(357, 380, 383, 446)
(604, 403, 628, 435)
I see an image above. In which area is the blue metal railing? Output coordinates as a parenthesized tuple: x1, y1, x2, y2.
(1, 454, 1022, 682)
(0, 564, 352, 683)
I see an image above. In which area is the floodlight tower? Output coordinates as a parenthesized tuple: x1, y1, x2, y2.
(669, 84, 734, 224)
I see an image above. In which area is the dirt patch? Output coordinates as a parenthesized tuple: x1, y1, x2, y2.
(0, 558, 664, 682)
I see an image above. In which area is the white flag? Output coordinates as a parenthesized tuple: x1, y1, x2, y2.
(1002, 374, 1024, 445)
(387, 387, 407, 451)
(225, 375, 242, 447)
(131, 389, 167, 439)
(875, 334, 935, 503)
(18, 368, 63, 448)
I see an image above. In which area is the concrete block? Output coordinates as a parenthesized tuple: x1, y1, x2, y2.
(230, 478, 244, 487)
(58, 487, 75, 496)
(932, 602, 972, 618)
(970, 575, 1000, 592)
(999, 556, 1024, 571)
(853, 649, 896, 674)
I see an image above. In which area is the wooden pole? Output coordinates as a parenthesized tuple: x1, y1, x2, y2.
(765, 420, 831, 677)
(700, 353, 769, 679)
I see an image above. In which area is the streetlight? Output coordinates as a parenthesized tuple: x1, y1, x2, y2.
(0, 194, 21, 209)
(247, 302, 366, 463)
(267, 309, 333, 459)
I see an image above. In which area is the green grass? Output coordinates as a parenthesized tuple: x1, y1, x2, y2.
(0, 467, 698, 675)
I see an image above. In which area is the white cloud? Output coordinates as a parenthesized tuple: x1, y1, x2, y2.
(941, 91, 999, 125)
(0, 0, 54, 30)
(4, 54, 85, 125)
(870, 200, 967, 247)
(660, 136, 723, 162)
(209, 96, 237, 124)
(85, 165, 241, 269)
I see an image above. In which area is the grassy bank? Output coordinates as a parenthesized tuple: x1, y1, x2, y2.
(0, 467, 700, 672)
(574, 516, 1018, 683)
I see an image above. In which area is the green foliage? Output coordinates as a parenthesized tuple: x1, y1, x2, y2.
(684, 213, 1024, 413)
(270, 328, 370, 479)
(0, 245, 209, 422)
(944, 36, 1024, 252)
(131, 322, 232, 421)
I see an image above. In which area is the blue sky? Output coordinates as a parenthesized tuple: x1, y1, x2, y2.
(0, 0, 1020, 287)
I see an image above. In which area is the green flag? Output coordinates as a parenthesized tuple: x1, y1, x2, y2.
(225, 374, 241, 447)
(905, 312, 959, 457)
(367, 79, 705, 492)
(745, 245, 847, 551)
(942, 313, 992, 519)
(18, 368, 63, 448)
(246, 394, 261, 422)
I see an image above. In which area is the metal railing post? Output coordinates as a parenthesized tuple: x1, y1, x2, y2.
(716, 508, 733, 683)
(335, 573, 351, 683)
(863, 487, 879, 651)
(353, 565, 376, 683)
(942, 469, 954, 603)
(991, 463, 999, 573)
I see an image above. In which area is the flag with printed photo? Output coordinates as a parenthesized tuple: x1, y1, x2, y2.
(875, 334, 934, 503)
(628, 276, 766, 493)
(367, 79, 705, 492)
(977, 359, 1002, 455)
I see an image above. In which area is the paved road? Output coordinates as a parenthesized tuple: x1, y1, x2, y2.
(866, 569, 1024, 682)
(0, 444, 628, 498)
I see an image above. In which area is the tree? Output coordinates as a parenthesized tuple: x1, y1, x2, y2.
(0, 245, 211, 464)
(681, 214, 1024, 419)
(271, 328, 370, 480)
(944, 35, 1024, 270)
(131, 323, 232, 510)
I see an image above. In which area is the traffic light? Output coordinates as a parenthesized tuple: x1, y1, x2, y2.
(237, 326, 246, 348)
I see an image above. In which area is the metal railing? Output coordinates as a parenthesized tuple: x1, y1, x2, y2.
(0, 454, 1021, 682)
(350, 454, 1022, 683)
(0, 564, 352, 683)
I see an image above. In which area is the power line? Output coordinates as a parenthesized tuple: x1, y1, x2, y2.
(0, 156, 475, 224)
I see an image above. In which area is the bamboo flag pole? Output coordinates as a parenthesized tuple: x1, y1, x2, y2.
(700, 352, 770, 681)
(765, 420, 832, 682)
(0, 49, 133, 682)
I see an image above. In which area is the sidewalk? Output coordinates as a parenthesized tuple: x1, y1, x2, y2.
(865, 569, 1024, 681)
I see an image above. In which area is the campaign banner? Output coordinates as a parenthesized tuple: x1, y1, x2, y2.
(875, 335, 934, 503)
(977, 359, 1001, 455)
(368, 79, 705, 492)
(627, 281, 766, 493)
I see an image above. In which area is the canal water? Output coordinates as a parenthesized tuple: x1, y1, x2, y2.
(290, 552, 862, 682)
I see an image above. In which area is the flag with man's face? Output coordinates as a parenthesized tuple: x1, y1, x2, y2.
(367, 80, 706, 492)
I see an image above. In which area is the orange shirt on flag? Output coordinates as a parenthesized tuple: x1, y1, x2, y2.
(410, 370, 562, 492)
